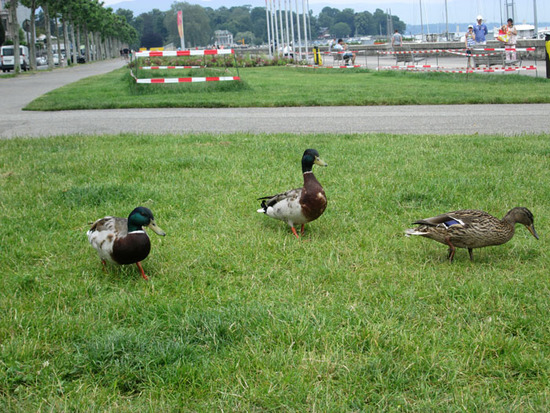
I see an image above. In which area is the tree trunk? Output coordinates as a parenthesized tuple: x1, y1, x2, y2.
(44, 3, 54, 70)
(62, 16, 70, 66)
(69, 16, 77, 65)
(95, 32, 101, 60)
(55, 16, 62, 66)
(29, 0, 37, 70)
(84, 23, 90, 62)
(10, 0, 20, 73)
(76, 24, 81, 61)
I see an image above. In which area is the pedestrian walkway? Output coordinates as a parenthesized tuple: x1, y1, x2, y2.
(0, 58, 548, 139)
(0, 59, 127, 114)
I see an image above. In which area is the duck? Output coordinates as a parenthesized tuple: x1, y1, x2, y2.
(405, 207, 538, 262)
(87, 206, 166, 280)
(257, 148, 328, 238)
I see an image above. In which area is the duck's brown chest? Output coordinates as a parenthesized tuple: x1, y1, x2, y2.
(113, 232, 151, 265)
(300, 173, 327, 222)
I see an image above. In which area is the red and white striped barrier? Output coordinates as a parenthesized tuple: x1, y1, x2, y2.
(378, 64, 536, 73)
(447, 51, 501, 57)
(296, 64, 363, 69)
(140, 66, 203, 70)
(378, 49, 462, 55)
(135, 49, 235, 57)
(378, 47, 536, 55)
(135, 76, 241, 84)
(476, 47, 535, 52)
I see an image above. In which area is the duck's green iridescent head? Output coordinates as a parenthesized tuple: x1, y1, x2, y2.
(302, 149, 327, 173)
(128, 206, 166, 236)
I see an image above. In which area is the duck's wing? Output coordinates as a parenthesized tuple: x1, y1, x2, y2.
(258, 188, 302, 209)
(413, 210, 495, 228)
(413, 213, 465, 227)
(89, 216, 128, 237)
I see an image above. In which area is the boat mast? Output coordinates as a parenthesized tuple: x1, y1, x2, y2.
(419, 0, 424, 41)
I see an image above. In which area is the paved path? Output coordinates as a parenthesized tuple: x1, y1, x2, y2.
(1, 59, 549, 139)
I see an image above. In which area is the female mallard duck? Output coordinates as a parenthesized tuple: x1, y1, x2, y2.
(405, 207, 538, 262)
(257, 148, 328, 238)
(87, 206, 166, 280)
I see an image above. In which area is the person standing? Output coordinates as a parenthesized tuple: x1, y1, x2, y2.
(391, 30, 403, 49)
(465, 25, 476, 69)
(505, 18, 518, 63)
(473, 15, 488, 45)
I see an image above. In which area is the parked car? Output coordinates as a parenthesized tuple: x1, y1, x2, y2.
(70, 54, 86, 64)
(36, 56, 47, 66)
(0, 45, 30, 72)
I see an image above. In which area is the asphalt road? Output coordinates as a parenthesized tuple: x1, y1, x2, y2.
(1, 58, 549, 139)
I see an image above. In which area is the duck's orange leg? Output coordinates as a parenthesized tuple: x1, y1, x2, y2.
(136, 262, 149, 280)
(300, 224, 305, 235)
(445, 237, 456, 263)
(291, 227, 300, 239)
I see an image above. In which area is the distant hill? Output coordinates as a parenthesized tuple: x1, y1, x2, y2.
(109, 0, 264, 15)
(405, 21, 550, 35)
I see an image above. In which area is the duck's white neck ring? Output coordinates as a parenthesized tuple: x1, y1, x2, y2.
(303, 171, 313, 175)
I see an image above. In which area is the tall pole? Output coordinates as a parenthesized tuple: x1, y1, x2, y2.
(177, 10, 185, 50)
(505, 1, 516, 22)
(278, 0, 284, 54)
(265, 0, 272, 58)
(284, 0, 290, 53)
(419, 0, 424, 42)
(295, 0, 302, 60)
(445, 0, 449, 41)
(273, 0, 280, 56)
(289, 0, 296, 57)
(533, 0, 538, 39)
(545, 33, 550, 79)
(302, 0, 309, 61)
(307, 0, 312, 43)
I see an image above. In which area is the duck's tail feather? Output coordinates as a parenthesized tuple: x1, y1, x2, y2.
(405, 228, 428, 237)
(257, 200, 268, 213)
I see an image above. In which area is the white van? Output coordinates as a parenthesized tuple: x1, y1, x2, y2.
(1, 45, 30, 72)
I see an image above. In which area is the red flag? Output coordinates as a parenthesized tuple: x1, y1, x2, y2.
(177, 11, 184, 39)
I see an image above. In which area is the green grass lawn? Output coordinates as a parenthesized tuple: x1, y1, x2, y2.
(1, 132, 549, 410)
(24, 66, 550, 111)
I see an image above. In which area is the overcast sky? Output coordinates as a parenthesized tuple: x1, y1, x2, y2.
(103, 0, 550, 29)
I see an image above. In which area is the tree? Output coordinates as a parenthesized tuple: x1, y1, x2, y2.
(234, 31, 254, 45)
(37, 0, 54, 69)
(250, 7, 266, 44)
(354, 11, 373, 36)
(332, 22, 351, 39)
(10, 0, 21, 73)
(335, 8, 355, 36)
(140, 32, 163, 48)
(116, 8, 134, 24)
(20, 0, 37, 69)
(0, 18, 5, 46)
(317, 7, 337, 29)
(164, 3, 211, 48)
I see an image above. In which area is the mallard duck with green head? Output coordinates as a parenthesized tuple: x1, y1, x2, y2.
(405, 207, 538, 262)
(257, 149, 328, 238)
(87, 206, 166, 280)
